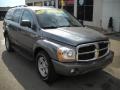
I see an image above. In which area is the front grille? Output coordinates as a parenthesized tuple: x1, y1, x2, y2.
(99, 49, 108, 57)
(78, 45, 95, 53)
(77, 41, 109, 61)
(99, 42, 108, 49)
(78, 53, 95, 60)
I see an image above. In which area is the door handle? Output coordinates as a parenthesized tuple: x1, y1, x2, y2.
(21, 31, 27, 35)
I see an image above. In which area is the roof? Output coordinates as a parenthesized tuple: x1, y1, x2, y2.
(27, 6, 55, 10)
(13, 6, 56, 11)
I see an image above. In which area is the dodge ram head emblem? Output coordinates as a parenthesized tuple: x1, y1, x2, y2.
(95, 44, 99, 59)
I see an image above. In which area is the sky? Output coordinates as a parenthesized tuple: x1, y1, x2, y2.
(0, 0, 25, 7)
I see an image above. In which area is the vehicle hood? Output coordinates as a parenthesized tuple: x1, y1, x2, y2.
(42, 27, 108, 46)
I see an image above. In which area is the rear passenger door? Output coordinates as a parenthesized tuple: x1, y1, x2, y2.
(4, 9, 15, 43)
(18, 10, 38, 54)
(10, 9, 23, 45)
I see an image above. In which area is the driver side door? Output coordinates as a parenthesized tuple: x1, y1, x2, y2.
(18, 10, 38, 55)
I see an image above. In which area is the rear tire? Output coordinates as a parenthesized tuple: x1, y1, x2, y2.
(36, 51, 57, 83)
(5, 36, 14, 52)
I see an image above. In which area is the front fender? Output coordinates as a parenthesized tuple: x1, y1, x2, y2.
(33, 39, 61, 60)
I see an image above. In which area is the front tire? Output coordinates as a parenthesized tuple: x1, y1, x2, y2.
(36, 51, 57, 83)
(5, 36, 14, 52)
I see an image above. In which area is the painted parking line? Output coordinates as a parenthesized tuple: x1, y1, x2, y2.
(1, 39, 5, 45)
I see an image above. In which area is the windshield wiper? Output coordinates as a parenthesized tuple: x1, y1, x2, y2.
(43, 26, 58, 29)
(59, 25, 81, 27)
(59, 25, 71, 27)
(72, 24, 81, 27)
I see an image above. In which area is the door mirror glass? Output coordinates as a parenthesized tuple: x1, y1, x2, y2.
(20, 20, 31, 28)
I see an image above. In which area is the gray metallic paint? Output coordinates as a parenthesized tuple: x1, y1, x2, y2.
(42, 27, 108, 46)
(3, 6, 114, 76)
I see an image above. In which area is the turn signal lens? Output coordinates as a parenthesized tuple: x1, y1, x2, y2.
(57, 49, 64, 62)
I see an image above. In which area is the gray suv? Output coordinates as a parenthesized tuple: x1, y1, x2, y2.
(3, 6, 114, 82)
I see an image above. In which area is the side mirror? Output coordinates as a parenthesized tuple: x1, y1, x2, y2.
(32, 24, 37, 30)
(20, 20, 31, 28)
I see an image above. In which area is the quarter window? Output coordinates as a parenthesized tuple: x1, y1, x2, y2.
(5, 9, 14, 20)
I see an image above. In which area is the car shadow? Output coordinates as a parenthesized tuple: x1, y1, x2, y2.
(2, 51, 120, 90)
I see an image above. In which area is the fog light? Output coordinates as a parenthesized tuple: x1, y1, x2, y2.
(70, 69, 75, 73)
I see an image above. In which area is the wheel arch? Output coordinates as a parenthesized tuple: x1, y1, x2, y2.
(33, 39, 61, 62)
(34, 47, 50, 60)
(4, 30, 8, 37)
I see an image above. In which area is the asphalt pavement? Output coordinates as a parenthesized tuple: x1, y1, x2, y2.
(0, 21, 120, 90)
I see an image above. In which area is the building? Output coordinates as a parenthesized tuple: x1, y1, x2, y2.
(25, 0, 120, 32)
(0, 7, 11, 20)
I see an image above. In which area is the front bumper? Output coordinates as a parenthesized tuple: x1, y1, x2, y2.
(52, 51, 114, 76)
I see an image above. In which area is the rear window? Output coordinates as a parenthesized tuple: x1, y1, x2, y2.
(5, 9, 14, 20)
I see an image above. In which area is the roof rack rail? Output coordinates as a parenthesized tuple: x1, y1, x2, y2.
(14, 5, 27, 7)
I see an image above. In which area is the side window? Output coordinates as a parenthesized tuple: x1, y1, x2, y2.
(13, 9, 22, 23)
(5, 9, 14, 20)
(21, 11, 33, 25)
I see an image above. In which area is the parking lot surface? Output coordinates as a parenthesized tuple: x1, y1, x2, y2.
(0, 21, 120, 90)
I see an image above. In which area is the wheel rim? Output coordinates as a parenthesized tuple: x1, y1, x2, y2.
(5, 37, 9, 50)
(38, 56, 48, 77)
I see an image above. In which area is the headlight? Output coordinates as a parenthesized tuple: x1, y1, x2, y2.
(57, 47, 76, 62)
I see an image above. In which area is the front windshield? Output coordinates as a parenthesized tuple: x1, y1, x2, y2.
(35, 9, 82, 29)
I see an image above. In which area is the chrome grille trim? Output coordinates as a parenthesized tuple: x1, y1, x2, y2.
(99, 47, 108, 51)
(76, 41, 110, 62)
(78, 50, 95, 55)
